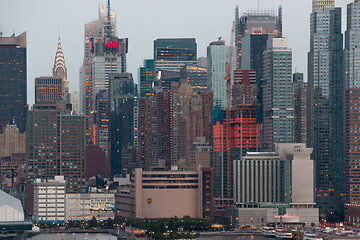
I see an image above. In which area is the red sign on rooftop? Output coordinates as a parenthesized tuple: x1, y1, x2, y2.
(105, 40, 118, 50)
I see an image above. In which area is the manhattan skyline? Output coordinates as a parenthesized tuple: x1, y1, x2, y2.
(0, 0, 352, 105)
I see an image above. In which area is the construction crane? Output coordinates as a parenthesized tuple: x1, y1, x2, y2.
(224, 20, 235, 198)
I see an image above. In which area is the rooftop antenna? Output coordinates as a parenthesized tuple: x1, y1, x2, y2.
(0, 25, 2, 37)
(105, 0, 112, 38)
(258, 0, 260, 13)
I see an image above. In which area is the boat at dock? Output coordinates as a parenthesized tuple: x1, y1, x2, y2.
(262, 226, 276, 238)
(303, 232, 323, 240)
(274, 228, 293, 239)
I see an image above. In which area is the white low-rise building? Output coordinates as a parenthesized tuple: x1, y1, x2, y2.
(34, 176, 66, 223)
(0, 189, 24, 222)
(66, 193, 115, 221)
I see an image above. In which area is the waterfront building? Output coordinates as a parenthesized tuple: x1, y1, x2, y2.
(345, 0, 360, 224)
(66, 193, 115, 222)
(34, 176, 66, 223)
(232, 144, 318, 227)
(0, 32, 27, 133)
(308, 0, 344, 217)
(115, 167, 213, 219)
(262, 38, 294, 151)
(154, 38, 197, 72)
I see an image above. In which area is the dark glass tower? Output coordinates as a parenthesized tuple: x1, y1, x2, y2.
(308, 0, 344, 218)
(109, 73, 136, 176)
(0, 32, 27, 133)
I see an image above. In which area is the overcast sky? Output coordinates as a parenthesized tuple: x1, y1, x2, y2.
(0, 0, 352, 105)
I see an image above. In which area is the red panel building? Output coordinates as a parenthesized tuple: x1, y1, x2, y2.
(214, 105, 260, 153)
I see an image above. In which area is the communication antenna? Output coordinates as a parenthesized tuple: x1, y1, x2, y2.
(0, 25, 2, 37)
(258, 0, 260, 13)
(107, 0, 111, 23)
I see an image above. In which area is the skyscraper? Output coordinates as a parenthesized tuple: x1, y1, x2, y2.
(154, 38, 197, 72)
(344, 0, 360, 223)
(35, 38, 68, 104)
(109, 73, 136, 175)
(232, 69, 257, 106)
(58, 114, 86, 192)
(0, 32, 27, 133)
(308, 0, 344, 217)
(28, 101, 86, 192)
(28, 102, 66, 182)
(262, 38, 294, 151)
(80, 2, 127, 144)
(139, 59, 155, 98)
(207, 39, 236, 109)
(53, 38, 68, 93)
(235, 7, 282, 68)
(293, 73, 308, 144)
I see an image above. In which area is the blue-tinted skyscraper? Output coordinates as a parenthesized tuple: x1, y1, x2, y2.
(262, 38, 294, 151)
(207, 39, 236, 109)
(308, 0, 344, 217)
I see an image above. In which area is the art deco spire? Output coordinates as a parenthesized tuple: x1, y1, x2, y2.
(53, 37, 69, 97)
(53, 37, 67, 80)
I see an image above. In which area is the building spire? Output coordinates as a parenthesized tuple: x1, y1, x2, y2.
(53, 37, 67, 79)
(53, 37, 69, 97)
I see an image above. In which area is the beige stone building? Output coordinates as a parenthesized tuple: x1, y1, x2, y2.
(116, 167, 213, 219)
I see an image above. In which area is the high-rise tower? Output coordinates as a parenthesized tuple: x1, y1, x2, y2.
(308, 0, 343, 218)
(80, 2, 127, 144)
(53, 38, 68, 93)
(262, 38, 294, 151)
(35, 38, 69, 103)
(235, 6, 282, 69)
(344, 0, 360, 223)
(0, 32, 27, 133)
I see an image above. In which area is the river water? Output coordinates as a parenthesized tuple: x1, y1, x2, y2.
(28, 233, 269, 240)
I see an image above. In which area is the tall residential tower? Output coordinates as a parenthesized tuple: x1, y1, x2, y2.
(308, 0, 344, 217)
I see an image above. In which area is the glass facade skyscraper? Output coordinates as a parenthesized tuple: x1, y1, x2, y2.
(139, 59, 155, 98)
(262, 38, 294, 151)
(308, 1, 344, 217)
(207, 39, 236, 109)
